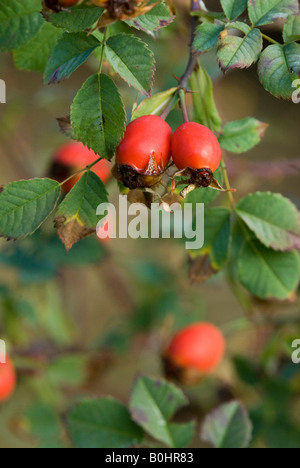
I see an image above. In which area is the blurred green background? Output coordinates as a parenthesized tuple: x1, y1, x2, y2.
(0, 0, 299, 448)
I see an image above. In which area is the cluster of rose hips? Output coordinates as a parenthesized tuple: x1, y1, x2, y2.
(52, 116, 221, 202)
(115, 115, 222, 197)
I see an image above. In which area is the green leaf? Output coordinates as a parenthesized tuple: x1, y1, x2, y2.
(68, 397, 144, 448)
(248, 0, 299, 27)
(201, 401, 252, 448)
(25, 403, 62, 443)
(13, 23, 63, 73)
(55, 171, 108, 250)
(199, 207, 231, 269)
(71, 73, 126, 159)
(217, 28, 262, 72)
(0, 0, 44, 52)
(238, 238, 300, 299)
(193, 22, 225, 53)
(258, 43, 300, 99)
(132, 87, 177, 120)
(44, 32, 100, 84)
(0, 178, 61, 240)
(283, 14, 300, 42)
(48, 5, 104, 32)
(236, 192, 300, 251)
(221, 0, 248, 20)
(219, 117, 268, 153)
(106, 34, 155, 95)
(129, 376, 195, 448)
(227, 21, 251, 35)
(127, 1, 175, 34)
(189, 67, 222, 133)
(47, 354, 88, 387)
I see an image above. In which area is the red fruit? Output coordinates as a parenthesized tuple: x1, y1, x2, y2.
(52, 142, 111, 192)
(0, 357, 16, 402)
(115, 115, 172, 189)
(171, 123, 221, 194)
(172, 122, 221, 173)
(163, 323, 225, 384)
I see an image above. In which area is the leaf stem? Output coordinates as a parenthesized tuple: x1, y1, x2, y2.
(261, 33, 279, 45)
(220, 157, 235, 208)
(59, 157, 102, 187)
(179, 89, 189, 122)
(98, 27, 108, 75)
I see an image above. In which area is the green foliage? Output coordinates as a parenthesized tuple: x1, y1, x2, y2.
(55, 171, 108, 250)
(56, 171, 108, 229)
(129, 376, 195, 448)
(48, 5, 104, 32)
(258, 43, 300, 99)
(0, 178, 61, 240)
(219, 118, 269, 153)
(248, 0, 299, 27)
(0, 0, 44, 52)
(238, 238, 300, 300)
(46, 354, 88, 388)
(193, 208, 231, 270)
(283, 14, 300, 42)
(106, 34, 155, 95)
(71, 73, 126, 159)
(193, 22, 225, 53)
(201, 401, 253, 448)
(68, 398, 144, 448)
(189, 67, 222, 133)
(217, 27, 262, 72)
(236, 192, 300, 251)
(13, 23, 63, 73)
(44, 32, 101, 84)
(132, 88, 178, 120)
(221, 0, 248, 21)
(127, 1, 175, 34)
(25, 403, 64, 448)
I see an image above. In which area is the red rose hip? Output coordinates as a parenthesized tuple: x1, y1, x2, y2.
(51, 142, 111, 193)
(163, 322, 225, 384)
(171, 122, 221, 196)
(115, 115, 172, 189)
(0, 357, 16, 402)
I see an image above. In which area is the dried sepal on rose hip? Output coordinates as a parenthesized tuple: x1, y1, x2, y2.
(0, 356, 16, 402)
(162, 322, 225, 385)
(171, 122, 235, 198)
(114, 115, 172, 190)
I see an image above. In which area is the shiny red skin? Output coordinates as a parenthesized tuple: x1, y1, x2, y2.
(166, 323, 225, 373)
(0, 357, 16, 402)
(172, 122, 221, 173)
(54, 142, 111, 192)
(116, 116, 172, 174)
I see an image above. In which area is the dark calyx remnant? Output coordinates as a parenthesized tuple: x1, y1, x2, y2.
(186, 167, 214, 188)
